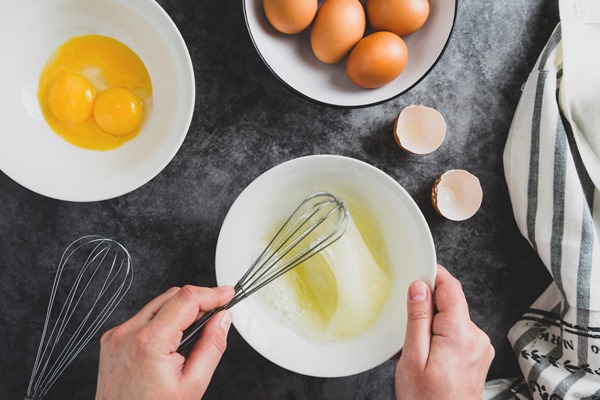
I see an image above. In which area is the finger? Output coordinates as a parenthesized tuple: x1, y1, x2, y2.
(399, 280, 434, 368)
(434, 265, 469, 319)
(125, 287, 181, 330)
(148, 286, 234, 340)
(486, 341, 496, 367)
(181, 310, 233, 393)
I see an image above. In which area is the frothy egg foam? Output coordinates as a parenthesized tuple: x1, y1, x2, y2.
(257, 199, 391, 344)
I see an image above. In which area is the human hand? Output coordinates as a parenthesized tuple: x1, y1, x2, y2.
(395, 265, 494, 400)
(95, 285, 235, 400)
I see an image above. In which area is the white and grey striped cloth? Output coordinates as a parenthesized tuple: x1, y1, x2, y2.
(484, 0, 600, 398)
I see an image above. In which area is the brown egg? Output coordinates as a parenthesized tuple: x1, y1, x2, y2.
(367, 0, 429, 37)
(310, 0, 366, 64)
(263, 0, 318, 34)
(346, 32, 408, 89)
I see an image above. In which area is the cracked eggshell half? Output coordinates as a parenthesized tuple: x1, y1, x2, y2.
(431, 169, 483, 221)
(394, 105, 446, 154)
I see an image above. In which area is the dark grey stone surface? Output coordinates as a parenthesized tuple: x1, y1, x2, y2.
(0, 0, 559, 398)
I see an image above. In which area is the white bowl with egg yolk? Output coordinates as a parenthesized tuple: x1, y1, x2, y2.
(215, 155, 437, 377)
(0, 0, 194, 201)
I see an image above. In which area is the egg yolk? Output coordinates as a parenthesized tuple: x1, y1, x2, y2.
(47, 72, 96, 125)
(93, 87, 144, 137)
(38, 34, 152, 150)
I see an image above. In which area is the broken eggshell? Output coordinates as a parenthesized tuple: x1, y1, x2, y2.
(431, 169, 483, 221)
(394, 105, 446, 154)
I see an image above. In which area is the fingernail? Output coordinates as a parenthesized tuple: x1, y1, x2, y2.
(410, 281, 428, 302)
(220, 310, 232, 331)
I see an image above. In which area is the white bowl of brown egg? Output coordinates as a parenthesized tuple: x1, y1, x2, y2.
(0, 0, 194, 201)
(215, 155, 437, 377)
(244, 0, 457, 107)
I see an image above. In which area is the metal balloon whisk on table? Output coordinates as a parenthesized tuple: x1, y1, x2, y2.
(26, 236, 133, 400)
(178, 191, 349, 353)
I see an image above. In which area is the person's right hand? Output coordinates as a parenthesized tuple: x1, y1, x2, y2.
(395, 265, 494, 400)
(96, 285, 234, 400)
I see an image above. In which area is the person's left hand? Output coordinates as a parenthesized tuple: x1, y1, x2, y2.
(95, 285, 235, 400)
(395, 265, 494, 399)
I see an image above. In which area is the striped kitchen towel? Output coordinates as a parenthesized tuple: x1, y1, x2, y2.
(484, 0, 600, 398)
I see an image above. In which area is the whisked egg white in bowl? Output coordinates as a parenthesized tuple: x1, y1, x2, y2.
(215, 155, 436, 377)
(257, 198, 392, 344)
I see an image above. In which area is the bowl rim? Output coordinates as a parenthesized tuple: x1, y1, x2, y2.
(242, 0, 458, 109)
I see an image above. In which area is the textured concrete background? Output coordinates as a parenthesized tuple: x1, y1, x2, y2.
(1, 0, 559, 398)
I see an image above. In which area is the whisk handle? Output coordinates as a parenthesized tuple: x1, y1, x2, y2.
(177, 307, 221, 354)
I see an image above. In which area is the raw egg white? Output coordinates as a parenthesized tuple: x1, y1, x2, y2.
(38, 35, 152, 150)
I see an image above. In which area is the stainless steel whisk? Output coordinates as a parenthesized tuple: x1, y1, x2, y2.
(178, 191, 349, 353)
(26, 235, 133, 400)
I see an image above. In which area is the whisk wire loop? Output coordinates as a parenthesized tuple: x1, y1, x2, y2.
(40, 246, 130, 394)
(236, 195, 333, 283)
(178, 192, 349, 353)
(26, 236, 132, 400)
(237, 195, 343, 292)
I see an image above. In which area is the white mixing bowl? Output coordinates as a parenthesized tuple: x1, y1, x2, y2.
(215, 155, 436, 377)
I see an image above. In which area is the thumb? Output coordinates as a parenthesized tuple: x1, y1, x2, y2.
(181, 310, 232, 392)
(400, 281, 434, 368)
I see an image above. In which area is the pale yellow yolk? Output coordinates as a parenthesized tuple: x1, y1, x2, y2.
(47, 72, 96, 125)
(93, 87, 144, 136)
